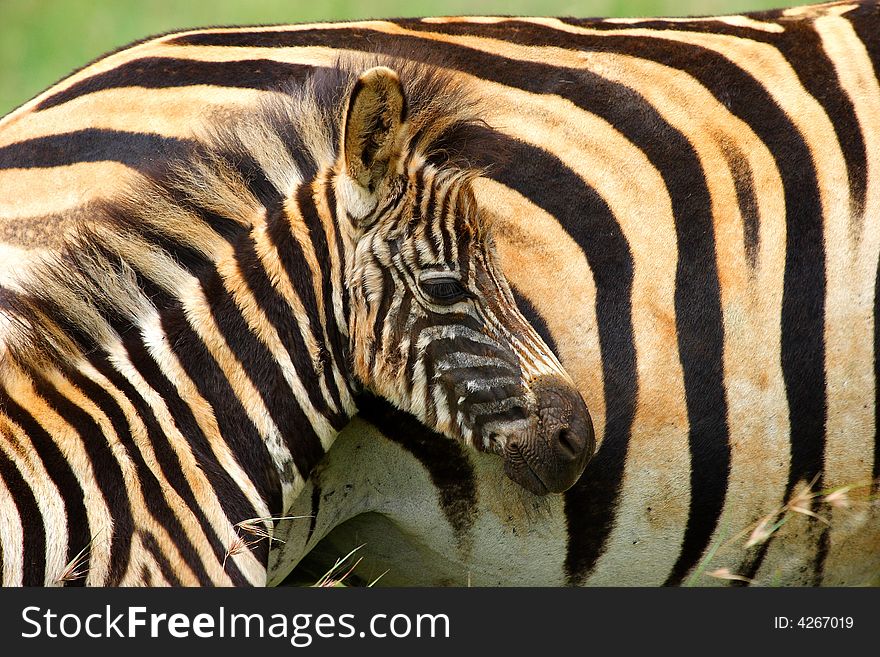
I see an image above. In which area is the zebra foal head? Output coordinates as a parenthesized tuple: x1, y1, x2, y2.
(0, 61, 594, 500)
(336, 66, 594, 494)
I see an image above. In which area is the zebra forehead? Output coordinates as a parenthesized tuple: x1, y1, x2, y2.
(400, 172, 489, 240)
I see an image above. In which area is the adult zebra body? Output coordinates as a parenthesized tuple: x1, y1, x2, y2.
(0, 61, 592, 586)
(1, 0, 879, 585)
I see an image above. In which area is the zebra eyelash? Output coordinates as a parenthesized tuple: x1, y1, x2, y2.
(418, 277, 471, 305)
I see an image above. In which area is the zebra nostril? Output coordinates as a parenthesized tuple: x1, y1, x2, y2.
(555, 426, 578, 458)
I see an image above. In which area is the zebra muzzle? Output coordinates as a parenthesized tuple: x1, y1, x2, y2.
(502, 377, 595, 495)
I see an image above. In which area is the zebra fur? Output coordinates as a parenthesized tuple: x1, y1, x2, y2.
(0, 0, 878, 586)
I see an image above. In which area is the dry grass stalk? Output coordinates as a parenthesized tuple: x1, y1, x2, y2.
(222, 534, 262, 571)
(55, 531, 104, 585)
(234, 514, 313, 544)
(707, 567, 753, 584)
(696, 477, 878, 584)
(313, 545, 366, 588)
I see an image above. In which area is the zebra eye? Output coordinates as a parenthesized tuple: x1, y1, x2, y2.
(420, 277, 470, 305)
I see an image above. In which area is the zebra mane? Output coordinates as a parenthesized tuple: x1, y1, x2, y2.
(0, 57, 501, 375)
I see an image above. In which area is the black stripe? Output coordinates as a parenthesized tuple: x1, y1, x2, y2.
(412, 170, 437, 264)
(134, 163, 246, 246)
(356, 394, 478, 551)
(438, 187, 455, 267)
(140, 532, 184, 587)
(37, 57, 316, 111)
(409, 169, 425, 221)
(769, 20, 868, 220)
(452, 191, 470, 285)
(718, 140, 761, 269)
(263, 103, 320, 181)
(424, 178, 441, 262)
(0, 447, 46, 585)
(0, 130, 195, 170)
(306, 484, 321, 546)
(573, 73, 733, 587)
(106, 204, 236, 272)
(0, 391, 91, 586)
(371, 251, 397, 370)
(874, 248, 880, 489)
(265, 197, 348, 430)
(218, 149, 285, 214)
(849, 3, 880, 89)
(324, 178, 352, 338)
(437, 363, 518, 385)
(453, 380, 521, 407)
(388, 291, 414, 401)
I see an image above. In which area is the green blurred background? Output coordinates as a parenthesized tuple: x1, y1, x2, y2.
(2, 0, 797, 116)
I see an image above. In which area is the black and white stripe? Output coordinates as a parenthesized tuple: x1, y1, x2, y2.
(2, 0, 879, 586)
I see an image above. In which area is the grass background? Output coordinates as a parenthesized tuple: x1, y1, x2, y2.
(1, 0, 799, 117)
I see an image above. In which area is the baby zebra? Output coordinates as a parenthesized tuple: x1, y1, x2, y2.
(0, 62, 594, 586)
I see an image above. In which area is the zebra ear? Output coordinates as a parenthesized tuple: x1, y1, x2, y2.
(340, 66, 406, 223)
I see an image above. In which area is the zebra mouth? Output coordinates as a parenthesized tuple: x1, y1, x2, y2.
(497, 376, 595, 495)
(502, 442, 551, 496)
